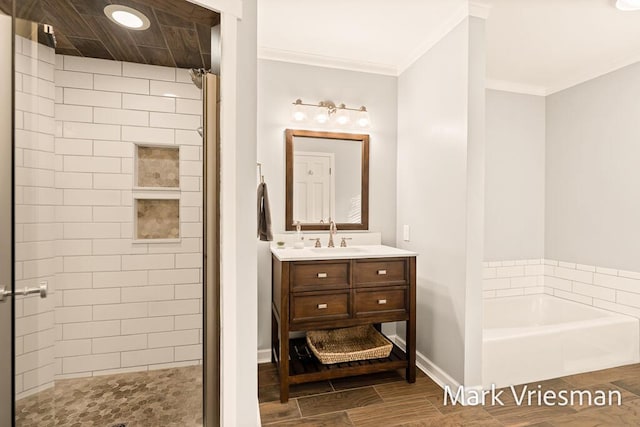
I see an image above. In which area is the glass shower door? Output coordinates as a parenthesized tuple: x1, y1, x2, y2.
(0, 4, 14, 425)
(12, 14, 57, 427)
(3, 1, 220, 424)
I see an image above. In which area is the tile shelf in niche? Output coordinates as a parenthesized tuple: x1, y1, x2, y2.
(135, 144, 180, 189)
(133, 197, 181, 243)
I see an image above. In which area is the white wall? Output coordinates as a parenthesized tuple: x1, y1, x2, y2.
(256, 59, 398, 352)
(14, 35, 57, 400)
(546, 62, 640, 273)
(53, 55, 204, 378)
(396, 17, 485, 387)
(485, 90, 545, 261)
(233, 0, 259, 424)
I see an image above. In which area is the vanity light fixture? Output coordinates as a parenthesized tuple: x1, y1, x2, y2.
(616, 0, 640, 10)
(291, 99, 370, 127)
(104, 5, 151, 30)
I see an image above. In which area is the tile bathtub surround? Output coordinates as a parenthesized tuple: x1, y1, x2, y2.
(482, 259, 545, 298)
(543, 259, 640, 319)
(14, 35, 57, 400)
(483, 258, 640, 319)
(53, 55, 204, 378)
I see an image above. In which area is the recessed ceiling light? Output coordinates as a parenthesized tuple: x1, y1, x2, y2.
(616, 0, 640, 11)
(104, 5, 151, 30)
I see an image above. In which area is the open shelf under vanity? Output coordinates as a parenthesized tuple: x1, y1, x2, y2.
(282, 336, 408, 384)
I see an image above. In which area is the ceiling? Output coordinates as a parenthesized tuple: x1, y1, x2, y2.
(258, 0, 640, 95)
(259, 0, 468, 75)
(485, 0, 640, 95)
(1, 0, 219, 69)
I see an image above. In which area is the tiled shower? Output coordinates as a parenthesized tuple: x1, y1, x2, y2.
(15, 34, 204, 401)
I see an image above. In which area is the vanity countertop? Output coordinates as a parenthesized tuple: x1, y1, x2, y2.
(270, 244, 417, 262)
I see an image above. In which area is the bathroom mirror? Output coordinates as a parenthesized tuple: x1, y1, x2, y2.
(285, 129, 369, 231)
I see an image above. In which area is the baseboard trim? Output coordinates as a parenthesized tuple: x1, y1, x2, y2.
(387, 334, 459, 390)
(388, 335, 482, 405)
(257, 348, 272, 364)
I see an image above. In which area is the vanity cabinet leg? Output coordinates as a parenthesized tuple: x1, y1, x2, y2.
(406, 317, 416, 383)
(279, 335, 290, 403)
(271, 311, 277, 363)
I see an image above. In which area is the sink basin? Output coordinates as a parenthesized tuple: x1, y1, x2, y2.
(309, 247, 368, 254)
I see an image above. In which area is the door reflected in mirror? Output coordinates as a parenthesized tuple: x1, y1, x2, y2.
(286, 129, 369, 231)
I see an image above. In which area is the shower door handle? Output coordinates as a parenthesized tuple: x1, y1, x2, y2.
(0, 281, 48, 302)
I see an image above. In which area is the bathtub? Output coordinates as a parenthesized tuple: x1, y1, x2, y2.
(483, 294, 640, 388)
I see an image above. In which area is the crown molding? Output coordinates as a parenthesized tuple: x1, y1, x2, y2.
(396, 5, 468, 75)
(469, 1, 492, 19)
(257, 47, 398, 76)
(545, 54, 640, 95)
(397, 1, 492, 75)
(488, 53, 640, 97)
(485, 79, 548, 96)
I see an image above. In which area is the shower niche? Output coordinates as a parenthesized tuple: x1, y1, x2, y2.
(133, 144, 181, 242)
(135, 145, 180, 189)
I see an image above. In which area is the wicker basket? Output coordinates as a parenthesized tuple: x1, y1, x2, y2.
(306, 325, 393, 364)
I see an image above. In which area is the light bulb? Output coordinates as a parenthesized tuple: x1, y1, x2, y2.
(335, 105, 350, 125)
(314, 106, 329, 124)
(356, 107, 370, 128)
(291, 100, 307, 122)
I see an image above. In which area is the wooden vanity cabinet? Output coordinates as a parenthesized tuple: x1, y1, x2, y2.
(271, 256, 417, 403)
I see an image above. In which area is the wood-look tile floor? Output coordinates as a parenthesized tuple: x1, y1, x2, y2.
(259, 363, 640, 426)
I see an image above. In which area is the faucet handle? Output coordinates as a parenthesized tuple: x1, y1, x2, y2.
(340, 237, 352, 247)
(312, 238, 322, 248)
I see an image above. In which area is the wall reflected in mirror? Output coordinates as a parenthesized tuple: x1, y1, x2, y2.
(285, 129, 369, 231)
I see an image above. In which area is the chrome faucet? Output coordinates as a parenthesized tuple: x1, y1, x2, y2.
(328, 221, 337, 248)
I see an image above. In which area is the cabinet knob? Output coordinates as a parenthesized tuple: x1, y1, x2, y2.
(317, 272, 328, 278)
(377, 299, 387, 305)
(377, 269, 387, 275)
(317, 303, 328, 309)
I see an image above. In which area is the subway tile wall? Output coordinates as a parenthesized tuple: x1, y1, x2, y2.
(542, 260, 640, 319)
(14, 45, 206, 394)
(14, 36, 57, 400)
(482, 259, 545, 298)
(53, 55, 204, 379)
(483, 259, 640, 320)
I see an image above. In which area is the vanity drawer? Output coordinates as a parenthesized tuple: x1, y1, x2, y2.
(354, 287, 407, 316)
(291, 261, 350, 291)
(354, 259, 407, 287)
(291, 291, 350, 323)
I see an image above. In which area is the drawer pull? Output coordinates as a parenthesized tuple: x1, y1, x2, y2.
(377, 269, 387, 275)
(317, 272, 328, 278)
(377, 299, 387, 305)
(317, 303, 328, 309)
